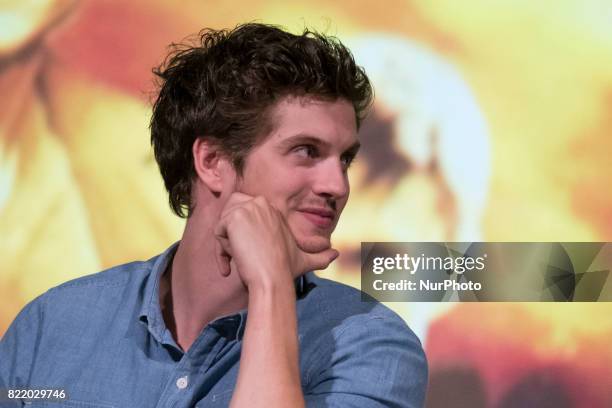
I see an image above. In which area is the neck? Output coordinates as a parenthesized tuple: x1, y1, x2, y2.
(160, 208, 248, 351)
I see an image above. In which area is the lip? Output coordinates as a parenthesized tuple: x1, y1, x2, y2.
(298, 208, 335, 229)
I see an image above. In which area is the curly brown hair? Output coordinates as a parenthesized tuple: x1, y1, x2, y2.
(150, 23, 373, 218)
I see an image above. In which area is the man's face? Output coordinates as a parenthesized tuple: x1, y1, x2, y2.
(235, 95, 359, 253)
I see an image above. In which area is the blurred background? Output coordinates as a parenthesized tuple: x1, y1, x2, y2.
(1, 0, 611, 407)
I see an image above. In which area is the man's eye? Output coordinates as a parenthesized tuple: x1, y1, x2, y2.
(341, 154, 356, 169)
(294, 145, 318, 158)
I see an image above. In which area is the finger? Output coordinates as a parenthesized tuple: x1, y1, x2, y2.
(217, 236, 232, 257)
(214, 194, 251, 278)
(215, 238, 232, 277)
(299, 248, 339, 273)
(214, 209, 234, 241)
(214, 218, 233, 277)
(230, 191, 255, 201)
(220, 192, 255, 218)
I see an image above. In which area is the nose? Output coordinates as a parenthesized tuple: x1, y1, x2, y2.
(312, 158, 350, 200)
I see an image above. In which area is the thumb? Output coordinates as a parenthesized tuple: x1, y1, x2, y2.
(300, 248, 339, 273)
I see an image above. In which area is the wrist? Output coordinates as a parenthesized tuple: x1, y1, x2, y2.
(247, 273, 295, 298)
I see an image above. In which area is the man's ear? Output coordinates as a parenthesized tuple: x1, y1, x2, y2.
(192, 138, 233, 194)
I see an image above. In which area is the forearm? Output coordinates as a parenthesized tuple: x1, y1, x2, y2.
(230, 280, 305, 408)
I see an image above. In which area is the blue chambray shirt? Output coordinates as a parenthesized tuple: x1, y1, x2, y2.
(0, 243, 427, 407)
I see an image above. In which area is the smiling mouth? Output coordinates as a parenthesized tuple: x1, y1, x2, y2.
(298, 209, 335, 229)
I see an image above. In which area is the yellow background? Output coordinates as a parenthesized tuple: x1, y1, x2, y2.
(1, 1, 612, 406)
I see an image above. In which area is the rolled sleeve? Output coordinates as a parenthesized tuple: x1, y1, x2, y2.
(304, 314, 428, 408)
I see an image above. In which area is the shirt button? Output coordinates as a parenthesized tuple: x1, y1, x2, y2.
(176, 376, 189, 390)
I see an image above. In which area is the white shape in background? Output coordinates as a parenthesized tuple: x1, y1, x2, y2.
(349, 34, 492, 340)
(349, 34, 491, 241)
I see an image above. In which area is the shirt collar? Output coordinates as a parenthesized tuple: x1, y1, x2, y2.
(137, 241, 315, 343)
(138, 241, 179, 344)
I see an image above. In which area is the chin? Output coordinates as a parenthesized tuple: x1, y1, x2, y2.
(288, 212, 335, 252)
(295, 234, 332, 253)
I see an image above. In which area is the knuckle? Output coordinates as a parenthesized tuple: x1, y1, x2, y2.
(253, 195, 268, 206)
(232, 206, 248, 221)
(228, 192, 241, 203)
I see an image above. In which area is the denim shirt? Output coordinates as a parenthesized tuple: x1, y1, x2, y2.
(0, 243, 427, 407)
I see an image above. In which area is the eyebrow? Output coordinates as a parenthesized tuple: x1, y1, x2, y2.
(277, 133, 361, 155)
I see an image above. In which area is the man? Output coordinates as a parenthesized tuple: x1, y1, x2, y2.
(0, 23, 427, 407)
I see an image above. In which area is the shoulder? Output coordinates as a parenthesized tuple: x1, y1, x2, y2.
(302, 272, 416, 337)
(7, 256, 157, 338)
(41, 259, 151, 309)
(1, 251, 168, 388)
(48, 259, 149, 293)
(54, 255, 160, 316)
(300, 274, 428, 407)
